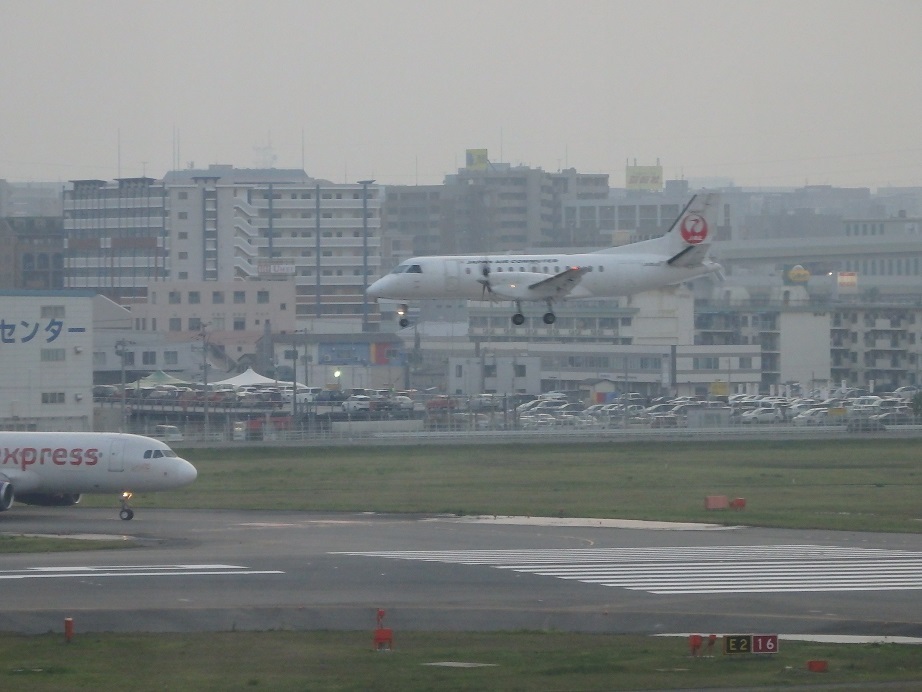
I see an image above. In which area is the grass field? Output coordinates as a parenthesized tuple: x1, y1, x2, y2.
(80, 437, 922, 533)
(1, 631, 920, 691)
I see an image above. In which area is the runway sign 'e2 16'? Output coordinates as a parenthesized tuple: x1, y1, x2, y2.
(724, 634, 779, 655)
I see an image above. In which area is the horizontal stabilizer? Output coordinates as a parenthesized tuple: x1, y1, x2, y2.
(668, 243, 709, 267)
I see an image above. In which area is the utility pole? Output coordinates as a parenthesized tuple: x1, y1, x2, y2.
(199, 326, 210, 432)
(358, 179, 375, 332)
(292, 336, 298, 419)
(115, 338, 134, 432)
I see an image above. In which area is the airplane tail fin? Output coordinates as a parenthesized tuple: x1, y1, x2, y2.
(596, 193, 718, 266)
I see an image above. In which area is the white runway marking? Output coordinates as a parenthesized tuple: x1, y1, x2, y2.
(333, 544, 922, 594)
(0, 564, 284, 580)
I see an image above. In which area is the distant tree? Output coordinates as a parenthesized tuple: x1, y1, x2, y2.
(912, 392, 922, 417)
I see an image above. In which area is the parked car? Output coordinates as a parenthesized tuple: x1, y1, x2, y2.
(93, 384, 119, 400)
(792, 408, 829, 427)
(315, 389, 349, 404)
(152, 424, 184, 442)
(740, 405, 784, 424)
(872, 411, 915, 425)
(342, 395, 373, 412)
(390, 395, 416, 411)
(426, 395, 457, 411)
(649, 413, 679, 428)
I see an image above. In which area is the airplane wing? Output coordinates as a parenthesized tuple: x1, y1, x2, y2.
(525, 266, 590, 299)
(487, 266, 590, 301)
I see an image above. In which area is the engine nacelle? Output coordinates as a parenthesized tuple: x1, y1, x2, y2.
(15, 492, 82, 507)
(0, 481, 12, 511)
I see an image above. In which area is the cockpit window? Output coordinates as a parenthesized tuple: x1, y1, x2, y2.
(391, 263, 423, 275)
(144, 449, 176, 459)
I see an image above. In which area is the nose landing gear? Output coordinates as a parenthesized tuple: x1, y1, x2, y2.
(119, 491, 134, 521)
(397, 303, 409, 328)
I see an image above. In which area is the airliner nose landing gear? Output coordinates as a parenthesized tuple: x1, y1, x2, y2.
(397, 303, 409, 328)
(119, 492, 134, 521)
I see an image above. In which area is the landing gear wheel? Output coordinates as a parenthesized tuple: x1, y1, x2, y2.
(512, 313, 525, 326)
(119, 491, 134, 521)
(398, 318, 409, 328)
(543, 312, 556, 325)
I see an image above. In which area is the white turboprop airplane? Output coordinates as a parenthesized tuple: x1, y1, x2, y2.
(367, 193, 721, 327)
(0, 432, 197, 520)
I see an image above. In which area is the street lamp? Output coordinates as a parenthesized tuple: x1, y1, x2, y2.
(115, 338, 135, 432)
(358, 179, 375, 332)
(291, 331, 306, 419)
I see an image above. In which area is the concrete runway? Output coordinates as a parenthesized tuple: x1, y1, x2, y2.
(2, 506, 922, 637)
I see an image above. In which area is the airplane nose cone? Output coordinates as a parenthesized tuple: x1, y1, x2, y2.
(177, 458, 198, 486)
(366, 278, 384, 299)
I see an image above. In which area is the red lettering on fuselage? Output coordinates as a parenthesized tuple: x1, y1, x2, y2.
(0, 447, 100, 471)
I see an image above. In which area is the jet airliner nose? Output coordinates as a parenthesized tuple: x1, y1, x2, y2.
(175, 458, 198, 487)
(366, 277, 387, 299)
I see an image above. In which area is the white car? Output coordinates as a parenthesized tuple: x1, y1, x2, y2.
(791, 407, 828, 426)
(342, 395, 373, 412)
(390, 395, 416, 411)
(740, 406, 783, 424)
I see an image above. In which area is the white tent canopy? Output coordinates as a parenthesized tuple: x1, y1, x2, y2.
(210, 368, 280, 388)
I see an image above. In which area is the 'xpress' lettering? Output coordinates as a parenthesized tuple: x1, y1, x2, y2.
(1, 447, 99, 470)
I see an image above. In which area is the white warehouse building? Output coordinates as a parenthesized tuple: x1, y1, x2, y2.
(0, 290, 96, 431)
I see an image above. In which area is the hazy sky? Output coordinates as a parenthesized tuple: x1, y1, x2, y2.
(2, 0, 920, 189)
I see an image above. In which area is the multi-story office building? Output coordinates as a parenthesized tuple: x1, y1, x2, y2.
(381, 159, 611, 264)
(0, 217, 64, 290)
(63, 166, 382, 331)
(64, 177, 169, 301)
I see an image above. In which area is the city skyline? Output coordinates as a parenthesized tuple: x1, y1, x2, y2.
(2, 0, 921, 189)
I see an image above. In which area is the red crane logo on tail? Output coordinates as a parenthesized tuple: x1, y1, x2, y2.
(680, 213, 708, 245)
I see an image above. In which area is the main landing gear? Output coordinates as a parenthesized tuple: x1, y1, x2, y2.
(510, 301, 556, 326)
(119, 491, 134, 521)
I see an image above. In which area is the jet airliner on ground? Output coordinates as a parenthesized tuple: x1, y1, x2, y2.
(0, 432, 197, 520)
(367, 193, 721, 326)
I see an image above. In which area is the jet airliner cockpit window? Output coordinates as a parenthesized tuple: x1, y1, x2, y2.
(144, 449, 179, 459)
(390, 264, 423, 274)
